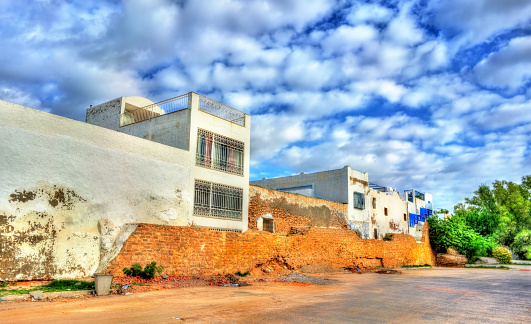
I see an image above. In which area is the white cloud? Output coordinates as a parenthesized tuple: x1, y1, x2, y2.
(470, 101, 531, 130)
(0, 87, 45, 111)
(427, 0, 531, 47)
(250, 113, 307, 163)
(383, 3, 424, 46)
(283, 49, 338, 90)
(320, 25, 379, 57)
(351, 79, 407, 102)
(346, 3, 394, 25)
(473, 36, 531, 91)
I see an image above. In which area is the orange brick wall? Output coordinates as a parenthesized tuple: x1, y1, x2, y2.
(105, 222, 435, 277)
(248, 185, 348, 233)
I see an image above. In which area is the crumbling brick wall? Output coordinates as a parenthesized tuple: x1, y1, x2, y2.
(249, 185, 348, 234)
(105, 222, 435, 277)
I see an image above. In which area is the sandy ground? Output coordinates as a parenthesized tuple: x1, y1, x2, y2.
(1, 268, 530, 323)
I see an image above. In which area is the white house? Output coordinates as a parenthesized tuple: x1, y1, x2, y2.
(251, 166, 433, 240)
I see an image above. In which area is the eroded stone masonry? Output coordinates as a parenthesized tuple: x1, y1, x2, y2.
(248, 185, 349, 234)
(105, 222, 434, 276)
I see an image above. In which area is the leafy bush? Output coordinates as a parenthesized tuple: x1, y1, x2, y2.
(428, 216, 496, 260)
(511, 229, 531, 260)
(492, 246, 512, 264)
(123, 262, 163, 279)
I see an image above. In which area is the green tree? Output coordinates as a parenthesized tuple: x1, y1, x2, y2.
(511, 229, 531, 260)
(491, 179, 531, 246)
(454, 184, 500, 237)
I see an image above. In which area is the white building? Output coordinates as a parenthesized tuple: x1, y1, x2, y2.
(251, 166, 433, 240)
(0, 92, 250, 280)
(86, 92, 251, 233)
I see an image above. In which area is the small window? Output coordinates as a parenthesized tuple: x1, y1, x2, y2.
(374, 229, 378, 239)
(353, 192, 365, 210)
(384, 207, 388, 216)
(263, 218, 275, 233)
(403, 213, 407, 221)
(372, 197, 376, 209)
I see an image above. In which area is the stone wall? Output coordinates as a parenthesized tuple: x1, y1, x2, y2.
(248, 185, 348, 234)
(105, 222, 435, 277)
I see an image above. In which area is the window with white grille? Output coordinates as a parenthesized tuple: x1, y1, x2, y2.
(194, 180, 243, 220)
(196, 129, 244, 175)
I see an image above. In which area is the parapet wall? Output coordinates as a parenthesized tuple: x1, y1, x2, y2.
(105, 223, 435, 276)
(248, 185, 348, 233)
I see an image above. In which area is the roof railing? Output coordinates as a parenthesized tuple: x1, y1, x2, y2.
(198, 94, 246, 126)
(121, 93, 189, 126)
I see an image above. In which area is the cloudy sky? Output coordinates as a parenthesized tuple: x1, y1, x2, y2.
(1, 0, 530, 211)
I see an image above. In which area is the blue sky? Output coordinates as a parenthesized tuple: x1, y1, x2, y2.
(1, 0, 530, 211)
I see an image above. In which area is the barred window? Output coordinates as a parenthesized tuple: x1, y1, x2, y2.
(196, 129, 244, 175)
(194, 180, 243, 220)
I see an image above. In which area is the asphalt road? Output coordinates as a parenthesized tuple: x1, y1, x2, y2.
(1, 268, 529, 323)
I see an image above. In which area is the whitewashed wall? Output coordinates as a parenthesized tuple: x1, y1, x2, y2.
(368, 189, 410, 239)
(0, 100, 192, 280)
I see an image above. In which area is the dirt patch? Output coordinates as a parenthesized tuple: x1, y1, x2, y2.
(250, 258, 293, 276)
(279, 274, 339, 285)
(373, 269, 402, 274)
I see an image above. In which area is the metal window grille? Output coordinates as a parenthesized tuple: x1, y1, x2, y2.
(194, 180, 243, 220)
(196, 129, 244, 175)
(198, 95, 245, 126)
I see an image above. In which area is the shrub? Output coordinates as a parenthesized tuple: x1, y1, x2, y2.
(492, 246, 512, 264)
(511, 229, 531, 260)
(123, 262, 163, 279)
(428, 216, 496, 260)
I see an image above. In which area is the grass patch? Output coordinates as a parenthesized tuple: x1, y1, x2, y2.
(234, 271, 250, 277)
(465, 265, 510, 269)
(0, 280, 94, 297)
(402, 264, 432, 268)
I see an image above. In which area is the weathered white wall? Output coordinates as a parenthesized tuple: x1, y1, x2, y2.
(119, 109, 191, 151)
(0, 100, 192, 280)
(85, 98, 122, 130)
(368, 189, 410, 239)
(250, 167, 349, 203)
(346, 167, 369, 222)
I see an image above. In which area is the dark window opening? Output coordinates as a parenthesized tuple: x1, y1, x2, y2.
(403, 213, 407, 221)
(374, 229, 378, 239)
(263, 218, 274, 233)
(384, 207, 388, 216)
(354, 192, 365, 210)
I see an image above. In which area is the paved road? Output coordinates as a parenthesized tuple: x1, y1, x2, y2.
(1, 268, 529, 323)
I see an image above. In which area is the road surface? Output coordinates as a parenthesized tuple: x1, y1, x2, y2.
(1, 268, 529, 323)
